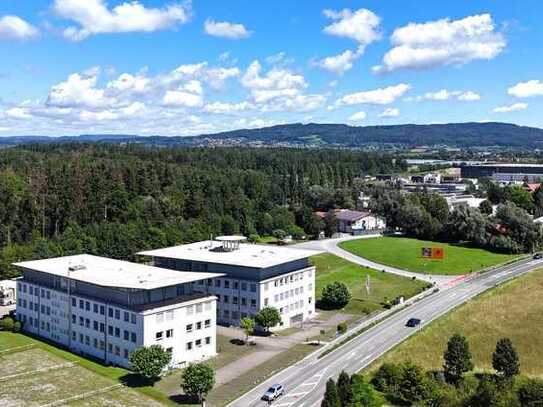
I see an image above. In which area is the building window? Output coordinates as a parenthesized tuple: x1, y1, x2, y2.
(114, 309, 120, 320)
(93, 321, 98, 331)
(100, 305, 105, 315)
(186, 305, 194, 316)
(124, 311, 129, 322)
(85, 301, 90, 311)
(79, 316, 84, 326)
(108, 308, 113, 318)
(205, 337, 211, 345)
(250, 284, 257, 293)
(85, 318, 90, 328)
(251, 299, 257, 308)
(156, 312, 164, 323)
(131, 332, 137, 343)
(215, 279, 221, 288)
(241, 298, 247, 306)
(224, 295, 229, 304)
(108, 343, 113, 353)
(100, 323, 105, 332)
(241, 282, 247, 291)
(196, 304, 203, 313)
(264, 298, 269, 306)
(186, 342, 193, 350)
(124, 330, 129, 340)
(166, 347, 172, 354)
(224, 280, 230, 289)
(114, 327, 120, 338)
(46, 291, 51, 300)
(115, 346, 120, 356)
(108, 325, 113, 335)
(166, 329, 173, 338)
(130, 314, 136, 324)
(79, 299, 84, 309)
(196, 322, 202, 330)
(234, 281, 239, 290)
(72, 314, 76, 324)
(223, 310, 230, 318)
(124, 349, 129, 359)
(93, 303, 98, 313)
(204, 319, 211, 328)
(186, 323, 193, 332)
(233, 297, 238, 305)
(195, 339, 202, 348)
(166, 310, 174, 321)
(156, 331, 163, 341)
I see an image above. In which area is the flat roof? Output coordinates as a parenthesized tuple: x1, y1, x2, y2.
(465, 163, 543, 168)
(138, 241, 323, 268)
(14, 254, 224, 290)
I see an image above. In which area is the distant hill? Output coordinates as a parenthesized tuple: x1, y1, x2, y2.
(1, 122, 542, 148)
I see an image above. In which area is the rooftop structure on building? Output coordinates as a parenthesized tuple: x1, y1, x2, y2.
(461, 163, 543, 183)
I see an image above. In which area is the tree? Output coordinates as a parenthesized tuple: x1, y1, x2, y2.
(479, 200, 494, 215)
(321, 378, 341, 407)
(518, 378, 543, 406)
(371, 363, 402, 394)
(254, 307, 281, 333)
(129, 345, 171, 381)
(181, 363, 215, 403)
(337, 371, 353, 407)
(321, 281, 351, 309)
(0, 316, 14, 331)
(493, 337, 520, 380)
(470, 379, 501, 407)
(350, 374, 376, 407)
(324, 210, 338, 238)
(240, 317, 254, 345)
(443, 334, 474, 385)
(397, 361, 435, 405)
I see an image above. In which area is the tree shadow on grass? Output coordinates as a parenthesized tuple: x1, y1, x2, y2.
(169, 394, 199, 404)
(120, 373, 159, 388)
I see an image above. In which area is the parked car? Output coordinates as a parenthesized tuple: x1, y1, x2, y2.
(406, 318, 421, 328)
(533, 253, 542, 260)
(262, 384, 284, 401)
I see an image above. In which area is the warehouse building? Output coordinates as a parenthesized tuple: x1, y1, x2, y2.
(138, 236, 321, 330)
(461, 163, 543, 182)
(15, 254, 221, 369)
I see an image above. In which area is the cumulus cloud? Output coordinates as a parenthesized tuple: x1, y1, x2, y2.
(203, 101, 255, 114)
(348, 111, 366, 122)
(165, 62, 240, 89)
(492, 103, 528, 113)
(337, 83, 411, 106)
(323, 8, 381, 45)
(163, 80, 204, 107)
(406, 89, 480, 102)
(313, 46, 364, 75)
(53, 0, 191, 41)
(508, 80, 543, 98)
(204, 18, 251, 39)
(5, 107, 32, 119)
(0, 15, 39, 40)
(373, 14, 505, 73)
(379, 107, 400, 118)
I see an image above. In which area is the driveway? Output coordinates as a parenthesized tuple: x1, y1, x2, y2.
(295, 235, 456, 286)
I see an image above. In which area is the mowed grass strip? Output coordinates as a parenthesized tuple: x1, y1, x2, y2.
(340, 236, 521, 275)
(366, 268, 543, 376)
(313, 253, 429, 315)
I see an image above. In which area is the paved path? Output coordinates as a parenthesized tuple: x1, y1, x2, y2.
(228, 256, 543, 407)
(295, 235, 456, 286)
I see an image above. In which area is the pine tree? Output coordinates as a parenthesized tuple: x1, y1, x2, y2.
(337, 371, 353, 406)
(321, 378, 341, 407)
(492, 337, 520, 380)
(443, 334, 474, 385)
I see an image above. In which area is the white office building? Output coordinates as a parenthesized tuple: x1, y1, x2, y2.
(14, 254, 222, 369)
(138, 236, 321, 330)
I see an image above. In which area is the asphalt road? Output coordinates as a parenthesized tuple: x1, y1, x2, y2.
(228, 256, 542, 407)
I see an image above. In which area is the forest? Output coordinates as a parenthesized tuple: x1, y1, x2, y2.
(0, 144, 403, 279)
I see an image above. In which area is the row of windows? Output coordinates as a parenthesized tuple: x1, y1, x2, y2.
(273, 286, 307, 303)
(70, 314, 138, 343)
(186, 336, 212, 350)
(155, 319, 212, 341)
(216, 295, 257, 307)
(18, 283, 52, 300)
(263, 271, 310, 291)
(222, 310, 255, 320)
(198, 279, 258, 292)
(71, 331, 132, 360)
(70, 297, 138, 324)
(185, 301, 213, 316)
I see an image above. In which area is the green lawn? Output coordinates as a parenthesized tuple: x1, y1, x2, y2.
(366, 268, 543, 376)
(312, 253, 430, 315)
(340, 237, 522, 275)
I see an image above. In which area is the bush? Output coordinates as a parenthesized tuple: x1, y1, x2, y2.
(518, 378, 543, 406)
(371, 363, 402, 394)
(12, 320, 21, 333)
(272, 229, 287, 240)
(337, 322, 347, 335)
(0, 316, 14, 331)
(321, 281, 351, 309)
(248, 233, 260, 243)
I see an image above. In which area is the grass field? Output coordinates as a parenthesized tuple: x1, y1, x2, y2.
(340, 236, 521, 275)
(0, 332, 181, 406)
(312, 253, 430, 315)
(367, 268, 543, 376)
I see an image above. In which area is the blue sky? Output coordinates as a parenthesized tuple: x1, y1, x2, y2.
(0, 0, 542, 136)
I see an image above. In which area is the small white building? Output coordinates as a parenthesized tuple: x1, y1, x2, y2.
(333, 210, 386, 235)
(15, 254, 221, 369)
(139, 236, 321, 330)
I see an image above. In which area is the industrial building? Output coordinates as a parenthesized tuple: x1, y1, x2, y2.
(461, 163, 543, 182)
(138, 236, 320, 329)
(15, 254, 221, 369)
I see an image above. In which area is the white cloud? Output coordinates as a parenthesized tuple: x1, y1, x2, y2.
(508, 80, 543, 98)
(5, 107, 32, 119)
(0, 15, 39, 40)
(204, 18, 251, 39)
(203, 101, 254, 114)
(166, 62, 240, 89)
(492, 103, 528, 113)
(348, 111, 366, 122)
(163, 80, 204, 107)
(46, 68, 114, 109)
(337, 83, 411, 106)
(406, 89, 480, 102)
(373, 14, 505, 73)
(106, 72, 150, 95)
(379, 107, 399, 118)
(313, 46, 363, 74)
(265, 52, 294, 66)
(241, 61, 306, 91)
(323, 8, 381, 45)
(53, 0, 191, 41)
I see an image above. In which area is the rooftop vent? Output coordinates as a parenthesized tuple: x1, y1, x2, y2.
(213, 235, 247, 252)
(68, 264, 86, 272)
